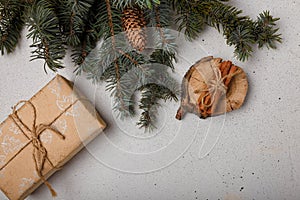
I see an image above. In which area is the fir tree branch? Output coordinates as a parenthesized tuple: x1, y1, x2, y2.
(173, 1, 205, 41)
(203, 1, 255, 61)
(171, 0, 281, 61)
(0, 0, 25, 55)
(137, 85, 160, 129)
(117, 49, 139, 65)
(26, 0, 65, 71)
(154, 3, 168, 47)
(70, 0, 106, 66)
(67, 0, 94, 46)
(136, 48, 179, 128)
(106, 0, 132, 116)
(146, 0, 171, 27)
(137, 81, 178, 129)
(112, 0, 160, 9)
(147, 0, 177, 57)
(253, 11, 282, 49)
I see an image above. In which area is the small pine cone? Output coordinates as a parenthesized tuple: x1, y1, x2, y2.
(122, 7, 147, 52)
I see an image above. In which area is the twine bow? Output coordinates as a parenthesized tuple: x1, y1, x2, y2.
(201, 64, 241, 108)
(9, 100, 66, 197)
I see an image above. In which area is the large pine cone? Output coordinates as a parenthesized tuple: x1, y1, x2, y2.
(122, 7, 147, 52)
(176, 56, 248, 120)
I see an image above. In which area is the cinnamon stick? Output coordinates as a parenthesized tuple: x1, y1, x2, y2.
(221, 61, 232, 77)
(200, 62, 229, 117)
(199, 60, 240, 117)
(207, 62, 238, 115)
(225, 65, 238, 86)
(199, 92, 211, 118)
(219, 60, 230, 73)
(199, 62, 228, 117)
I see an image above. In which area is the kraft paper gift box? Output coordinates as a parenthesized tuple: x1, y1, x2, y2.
(0, 75, 106, 200)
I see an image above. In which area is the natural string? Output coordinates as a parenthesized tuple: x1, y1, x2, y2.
(9, 100, 66, 197)
(200, 64, 242, 108)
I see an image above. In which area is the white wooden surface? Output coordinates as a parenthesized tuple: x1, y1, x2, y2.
(1, 0, 300, 199)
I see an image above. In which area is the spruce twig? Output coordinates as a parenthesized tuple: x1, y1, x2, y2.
(26, 0, 65, 72)
(0, 0, 25, 55)
(171, 0, 281, 61)
(106, 0, 123, 111)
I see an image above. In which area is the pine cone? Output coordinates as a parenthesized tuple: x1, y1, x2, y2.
(122, 7, 147, 52)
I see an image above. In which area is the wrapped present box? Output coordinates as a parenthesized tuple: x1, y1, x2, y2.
(0, 75, 106, 200)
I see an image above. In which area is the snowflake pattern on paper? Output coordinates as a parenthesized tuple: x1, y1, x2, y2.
(40, 130, 53, 144)
(49, 80, 62, 99)
(33, 170, 39, 179)
(9, 123, 21, 135)
(56, 95, 73, 110)
(19, 178, 34, 194)
(65, 101, 80, 117)
(40, 118, 68, 144)
(56, 95, 80, 117)
(88, 127, 95, 132)
(0, 168, 5, 179)
(1, 135, 25, 155)
(49, 80, 80, 117)
(56, 118, 67, 135)
(0, 155, 6, 166)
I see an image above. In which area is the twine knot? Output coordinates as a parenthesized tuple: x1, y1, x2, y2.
(9, 100, 66, 197)
(201, 64, 241, 108)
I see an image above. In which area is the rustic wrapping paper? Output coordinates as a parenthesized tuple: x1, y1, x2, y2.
(0, 75, 106, 200)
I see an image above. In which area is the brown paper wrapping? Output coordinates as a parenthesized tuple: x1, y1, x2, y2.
(0, 75, 106, 200)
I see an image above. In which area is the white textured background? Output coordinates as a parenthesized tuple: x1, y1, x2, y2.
(1, 0, 300, 199)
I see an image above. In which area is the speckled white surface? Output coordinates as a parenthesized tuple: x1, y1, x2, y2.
(1, 0, 300, 199)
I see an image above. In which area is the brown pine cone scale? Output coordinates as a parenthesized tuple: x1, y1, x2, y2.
(122, 7, 147, 52)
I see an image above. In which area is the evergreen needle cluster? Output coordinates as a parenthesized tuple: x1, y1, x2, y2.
(0, 0, 281, 129)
